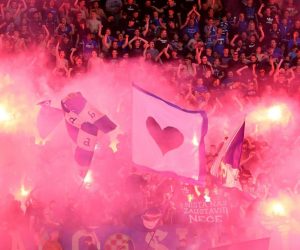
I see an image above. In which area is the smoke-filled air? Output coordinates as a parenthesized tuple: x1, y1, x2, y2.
(0, 0, 300, 250)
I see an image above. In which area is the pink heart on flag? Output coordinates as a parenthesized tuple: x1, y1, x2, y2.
(146, 117, 184, 155)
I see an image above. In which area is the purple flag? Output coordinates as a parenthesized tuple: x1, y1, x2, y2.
(36, 100, 63, 139)
(61, 92, 117, 169)
(210, 121, 245, 188)
(223, 121, 245, 168)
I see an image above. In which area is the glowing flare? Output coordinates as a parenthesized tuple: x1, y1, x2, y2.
(187, 194, 194, 202)
(267, 105, 283, 122)
(84, 170, 93, 185)
(248, 103, 292, 131)
(0, 105, 13, 122)
(204, 194, 211, 203)
(263, 198, 289, 219)
(0, 93, 38, 134)
(108, 128, 123, 153)
(192, 133, 199, 147)
(109, 138, 119, 153)
(271, 202, 286, 216)
(20, 185, 30, 197)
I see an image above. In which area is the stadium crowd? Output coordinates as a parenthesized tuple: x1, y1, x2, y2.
(0, 0, 300, 249)
(0, 0, 300, 100)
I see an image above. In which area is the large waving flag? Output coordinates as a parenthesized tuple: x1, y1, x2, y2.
(132, 85, 208, 181)
(36, 100, 63, 139)
(61, 92, 117, 170)
(210, 121, 245, 189)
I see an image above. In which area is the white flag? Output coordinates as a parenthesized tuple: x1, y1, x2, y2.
(132, 85, 208, 180)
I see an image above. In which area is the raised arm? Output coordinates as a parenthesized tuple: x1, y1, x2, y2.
(42, 24, 50, 40)
(143, 16, 150, 37)
(236, 65, 249, 76)
(102, 33, 111, 49)
(159, 17, 167, 29)
(128, 36, 137, 49)
(198, 0, 202, 9)
(13, 3, 22, 18)
(230, 34, 239, 47)
(155, 45, 169, 63)
(180, 16, 190, 29)
(138, 37, 149, 45)
(97, 23, 103, 38)
(74, 0, 79, 8)
(143, 43, 149, 59)
(70, 48, 77, 65)
(195, 46, 204, 64)
(257, 3, 264, 18)
(59, 2, 65, 12)
(152, 6, 164, 14)
(275, 58, 283, 72)
(273, 58, 283, 81)
(6, 0, 12, 8)
(20, 0, 27, 12)
(55, 41, 60, 58)
(258, 24, 265, 42)
(0, 3, 5, 19)
(268, 57, 275, 76)
(190, 5, 200, 21)
(55, 23, 61, 35)
(163, 44, 170, 59)
(122, 34, 129, 49)
(191, 62, 197, 77)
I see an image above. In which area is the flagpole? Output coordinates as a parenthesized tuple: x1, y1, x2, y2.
(145, 206, 165, 250)
(145, 183, 177, 250)
(146, 230, 157, 250)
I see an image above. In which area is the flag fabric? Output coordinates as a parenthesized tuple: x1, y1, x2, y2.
(36, 100, 63, 139)
(209, 237, 270, 250)
(132, 85, 208, 181)
(61, 92, 117, 168)
(210, 121, 245, 189)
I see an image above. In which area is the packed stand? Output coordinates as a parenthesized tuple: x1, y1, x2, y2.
(0, 0, 300, 249)
(0, 0, 299, 100)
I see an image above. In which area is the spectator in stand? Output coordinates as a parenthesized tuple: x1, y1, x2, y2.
(42, 230, 63, 250)
(53, 40, 69, 77)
